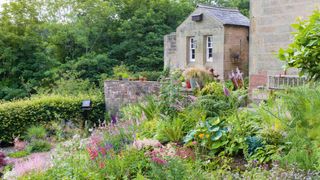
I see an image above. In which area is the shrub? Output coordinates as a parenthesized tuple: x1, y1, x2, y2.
(113, 64, 131, 79)
(26, 126, 47, 140)
(224, 110, 261, 156)
(178, 107, 206, 134)
(193, 95, 231, 118)
(255, 85, 320, 169)
(156, 118, 184, 143)
(7, 150, 30, 158)
(278, 10, 320, 80)
(27, 140, 51, 153)
(138, 71, 162, 81)
(199, 82, 225, 97)
(137, 96, 160, 121)
(0, 94, 105, 143)
(184, 117, 228, 153)
(103, 148, 151, 179)
(138, 119, 158, 139)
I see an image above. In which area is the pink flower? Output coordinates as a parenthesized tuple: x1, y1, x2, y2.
(192, 141, 197, 145)
(99, 146, 106, 156)
(99, 162, 105, 169)
(152, 157, 167, 165)
(12, 153, 51, 177)
(87, 146, 99, 160)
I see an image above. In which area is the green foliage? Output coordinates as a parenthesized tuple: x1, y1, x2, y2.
(148, 158, 210, 180)
(156, 118, 184, 143)
(0, 0, 59, 100)
(254, 85, 320, 169)
(120, 104, 143, 122)
(26, 126, 47, 140)
(224, 110, 260, 156)
(137, 71, 162, 81)
(0, 0, 194, 100)
(109, 0, 193, 72)
(70, 53, 116, 84)
(193, 95, 231, 118)
(246, 136, 264, 156)
(278, 10, 320, 80)
(113, 64, 131, 79)
(103, 148, 151, 179)
(7, 150, 30, 158)
(216, 0, 250, 17)
(36, 72, 102, 96)
(159, 77, 184, 117)
(178, 106, 206, 134)
(137, 96, 160, 121)
(0, 94, 105, 143)
(199, 82, 225, 97)
(138, 119, 158, 139)
(184, 117, 228, 153)
(26, 140, 52, 153)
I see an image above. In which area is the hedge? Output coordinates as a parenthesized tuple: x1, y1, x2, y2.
(0, 95, 105, 143)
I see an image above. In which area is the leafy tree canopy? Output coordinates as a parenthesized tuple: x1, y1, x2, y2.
(0, 0, 249, 100)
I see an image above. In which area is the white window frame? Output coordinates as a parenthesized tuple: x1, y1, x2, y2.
(206, 36, 213, 62)
(189, 37, 196, 62)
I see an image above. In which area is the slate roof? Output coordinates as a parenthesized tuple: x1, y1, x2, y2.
(197, 4, 250, 27)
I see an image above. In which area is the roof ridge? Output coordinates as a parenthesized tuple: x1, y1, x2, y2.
(197, 4, 239, 12)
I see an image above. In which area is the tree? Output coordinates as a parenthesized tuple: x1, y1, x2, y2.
(215, 0, 249, 17)
(109, 0, 193, 71)
(190, 0, 249, 17)
(0, 0, 58, 100)
(278, 10, 320, 81)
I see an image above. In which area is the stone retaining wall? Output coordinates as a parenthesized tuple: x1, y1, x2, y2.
(104, 81, 160, 112)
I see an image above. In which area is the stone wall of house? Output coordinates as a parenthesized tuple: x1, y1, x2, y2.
(249, 0, 320, 90)
(224, 25, 249, 79)
(164, 32, 177, 69)
(168, 7, 226, 79)
(104, 81, 160, 112)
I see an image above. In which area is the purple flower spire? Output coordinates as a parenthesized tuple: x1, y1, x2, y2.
(223, 86, 230, 97)
(111, 114, 117, 125)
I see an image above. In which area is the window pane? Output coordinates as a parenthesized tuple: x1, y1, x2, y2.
(209, 49, 213, 58)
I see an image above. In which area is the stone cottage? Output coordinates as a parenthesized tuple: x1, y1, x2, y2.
(249, 0, 320, 90)
(164, 4, 250, 80)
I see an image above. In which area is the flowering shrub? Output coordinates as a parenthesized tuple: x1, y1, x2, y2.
(86, 133, 115, 168)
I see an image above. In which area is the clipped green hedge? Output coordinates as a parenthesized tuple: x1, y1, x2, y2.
(0, 95, 105, 143)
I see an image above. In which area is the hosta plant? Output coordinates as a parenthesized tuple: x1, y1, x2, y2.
(184, 117, 228, 153)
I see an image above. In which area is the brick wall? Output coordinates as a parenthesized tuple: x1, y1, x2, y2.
(104, 81, 160, 112)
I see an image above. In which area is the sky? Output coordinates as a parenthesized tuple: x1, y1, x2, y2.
(0, 0, 8, 12)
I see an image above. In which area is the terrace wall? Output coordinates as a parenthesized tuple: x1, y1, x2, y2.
(104, 81, 160, 112)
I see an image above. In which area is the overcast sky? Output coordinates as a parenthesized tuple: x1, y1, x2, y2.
(0, 0, 8, 12)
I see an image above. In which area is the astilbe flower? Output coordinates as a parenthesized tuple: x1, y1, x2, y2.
(11, 153, 51, 177)
(151, 156, 167, 165)
(146, 143, 195, 165)
(133, 139, 162, 150)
